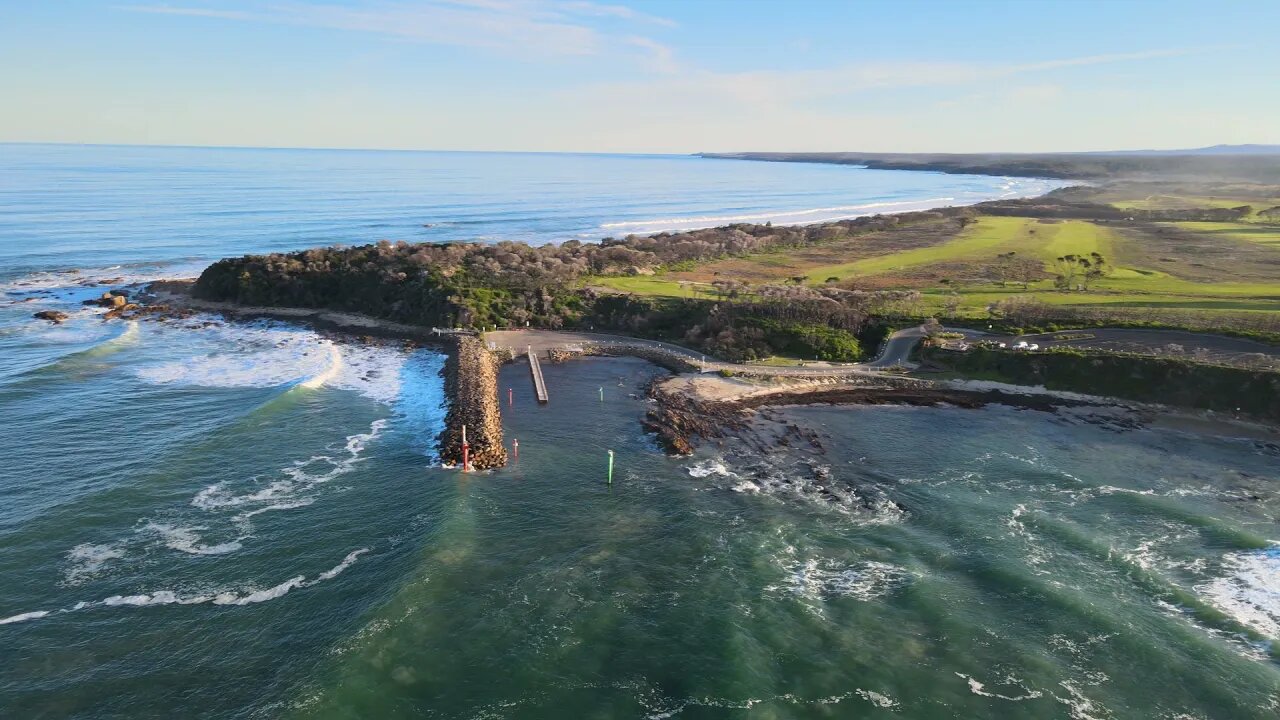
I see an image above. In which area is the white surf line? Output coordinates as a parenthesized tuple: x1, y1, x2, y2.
(600, 197, 958, 230)
(298, 340, 343, 389)
(0, 548, 368, 627)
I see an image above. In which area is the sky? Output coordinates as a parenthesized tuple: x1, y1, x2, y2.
(2, 0, 1278, 153)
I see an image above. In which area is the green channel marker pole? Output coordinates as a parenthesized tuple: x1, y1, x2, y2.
(607, 450, 614, 485)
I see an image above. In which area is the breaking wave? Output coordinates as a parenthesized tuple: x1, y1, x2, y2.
(133, 320, 412, 405)
(600, 197, 957, 234)
(57, 420, 386, 585)
(297, 340, 343, 390)
(1197, 546, 1280, 640)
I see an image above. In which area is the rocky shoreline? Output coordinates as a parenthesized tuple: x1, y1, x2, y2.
(438, 336, 508, 470)
(642, 374, 1111, 456)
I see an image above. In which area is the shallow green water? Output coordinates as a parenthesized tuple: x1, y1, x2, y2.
(279, 360, 1280, 719)
(3, 332, 1280, 718)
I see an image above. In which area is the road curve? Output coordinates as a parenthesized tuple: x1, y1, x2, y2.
(483, 328, 935, 378)
(484, 324, 1279, 383)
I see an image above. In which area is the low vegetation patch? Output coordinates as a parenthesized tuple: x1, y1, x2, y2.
(923, 345, 1280, 421)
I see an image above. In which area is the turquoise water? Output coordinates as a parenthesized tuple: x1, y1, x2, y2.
(2, 146, 1279, 718)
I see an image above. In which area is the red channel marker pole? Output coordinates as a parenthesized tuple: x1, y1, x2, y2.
(508, 387, 513, 406)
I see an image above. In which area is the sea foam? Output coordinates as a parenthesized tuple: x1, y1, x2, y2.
(190, 419, 387, 518)
(2, 548, 369, 626)
(133, 319, 412, 404)
(1197, 546, 1280, 640)
(63, 542, 128, 586)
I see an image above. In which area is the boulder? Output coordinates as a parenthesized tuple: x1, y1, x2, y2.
(85, 292, 129, 308)
(33, 310, 69, 324)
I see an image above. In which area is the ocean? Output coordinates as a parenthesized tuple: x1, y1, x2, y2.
(1, 144, 1278, 719)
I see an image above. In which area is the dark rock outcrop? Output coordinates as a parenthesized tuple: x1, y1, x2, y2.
(33, 310, 69, 324)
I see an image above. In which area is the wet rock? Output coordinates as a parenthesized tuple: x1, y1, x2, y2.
(642, 380, 749, 455)
(84, 291, 129, 308)
(33, 310, 69, 323)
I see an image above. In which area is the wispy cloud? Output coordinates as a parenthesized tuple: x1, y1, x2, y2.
(119, 1, 676, 59)
(1014, 48, 1204, 72)
(576, 46, 1211, 108)
(117, 4, 256, 20)
(624, 35, 678, 74)
(554, 1, 677, 27)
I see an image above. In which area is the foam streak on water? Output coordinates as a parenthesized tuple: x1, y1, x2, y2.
(1, 549, 369, 626)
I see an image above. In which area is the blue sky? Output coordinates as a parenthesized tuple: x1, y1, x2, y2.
(2, 1, 1277, 152)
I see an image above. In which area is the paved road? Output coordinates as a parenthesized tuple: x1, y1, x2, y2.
(484, 328, 939, 377)
(484, 325, 1278, 380)
(864, 326, 994, 368)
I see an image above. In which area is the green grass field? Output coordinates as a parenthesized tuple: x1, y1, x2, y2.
(1109, 195, 1280, 221)
(799, 217, 1119, 284)
(591, 275, 718, 298)
(1165, 221, 1280, 249)
(587, 200, 1280, 322)
(799, 217, 1031, 280)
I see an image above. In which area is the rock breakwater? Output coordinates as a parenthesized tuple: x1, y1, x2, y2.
(439, 336, 508, 470)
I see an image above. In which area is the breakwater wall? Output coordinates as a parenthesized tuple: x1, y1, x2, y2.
(576, 343, 701, 373)
(439, 336, 508, 470)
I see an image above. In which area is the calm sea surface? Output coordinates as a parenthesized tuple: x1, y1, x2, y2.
(1, 145, 1278, 719)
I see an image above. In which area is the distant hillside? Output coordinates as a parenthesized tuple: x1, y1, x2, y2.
(1082, 144, 1280, 156)
(699, 150, 1280, 182)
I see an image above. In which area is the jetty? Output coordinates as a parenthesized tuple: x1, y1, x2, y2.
(527, 346, 549, 403)
(439, 336, 508, 470)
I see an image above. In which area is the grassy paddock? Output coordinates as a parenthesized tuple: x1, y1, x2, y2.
(1166, 221, 1280, 249)
(582, 185, 1280, 332)
(591, 276, 719, 299)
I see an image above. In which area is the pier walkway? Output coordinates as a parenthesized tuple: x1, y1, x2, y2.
(527, 346, 549, 403)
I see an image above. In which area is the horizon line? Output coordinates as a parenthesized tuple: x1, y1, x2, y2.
(3, 140, 1277, 157)
(5, 139, 1274, 156)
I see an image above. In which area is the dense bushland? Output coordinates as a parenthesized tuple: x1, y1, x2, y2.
(193, 212, 964, 360)
(922, 346, 1280, 421)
